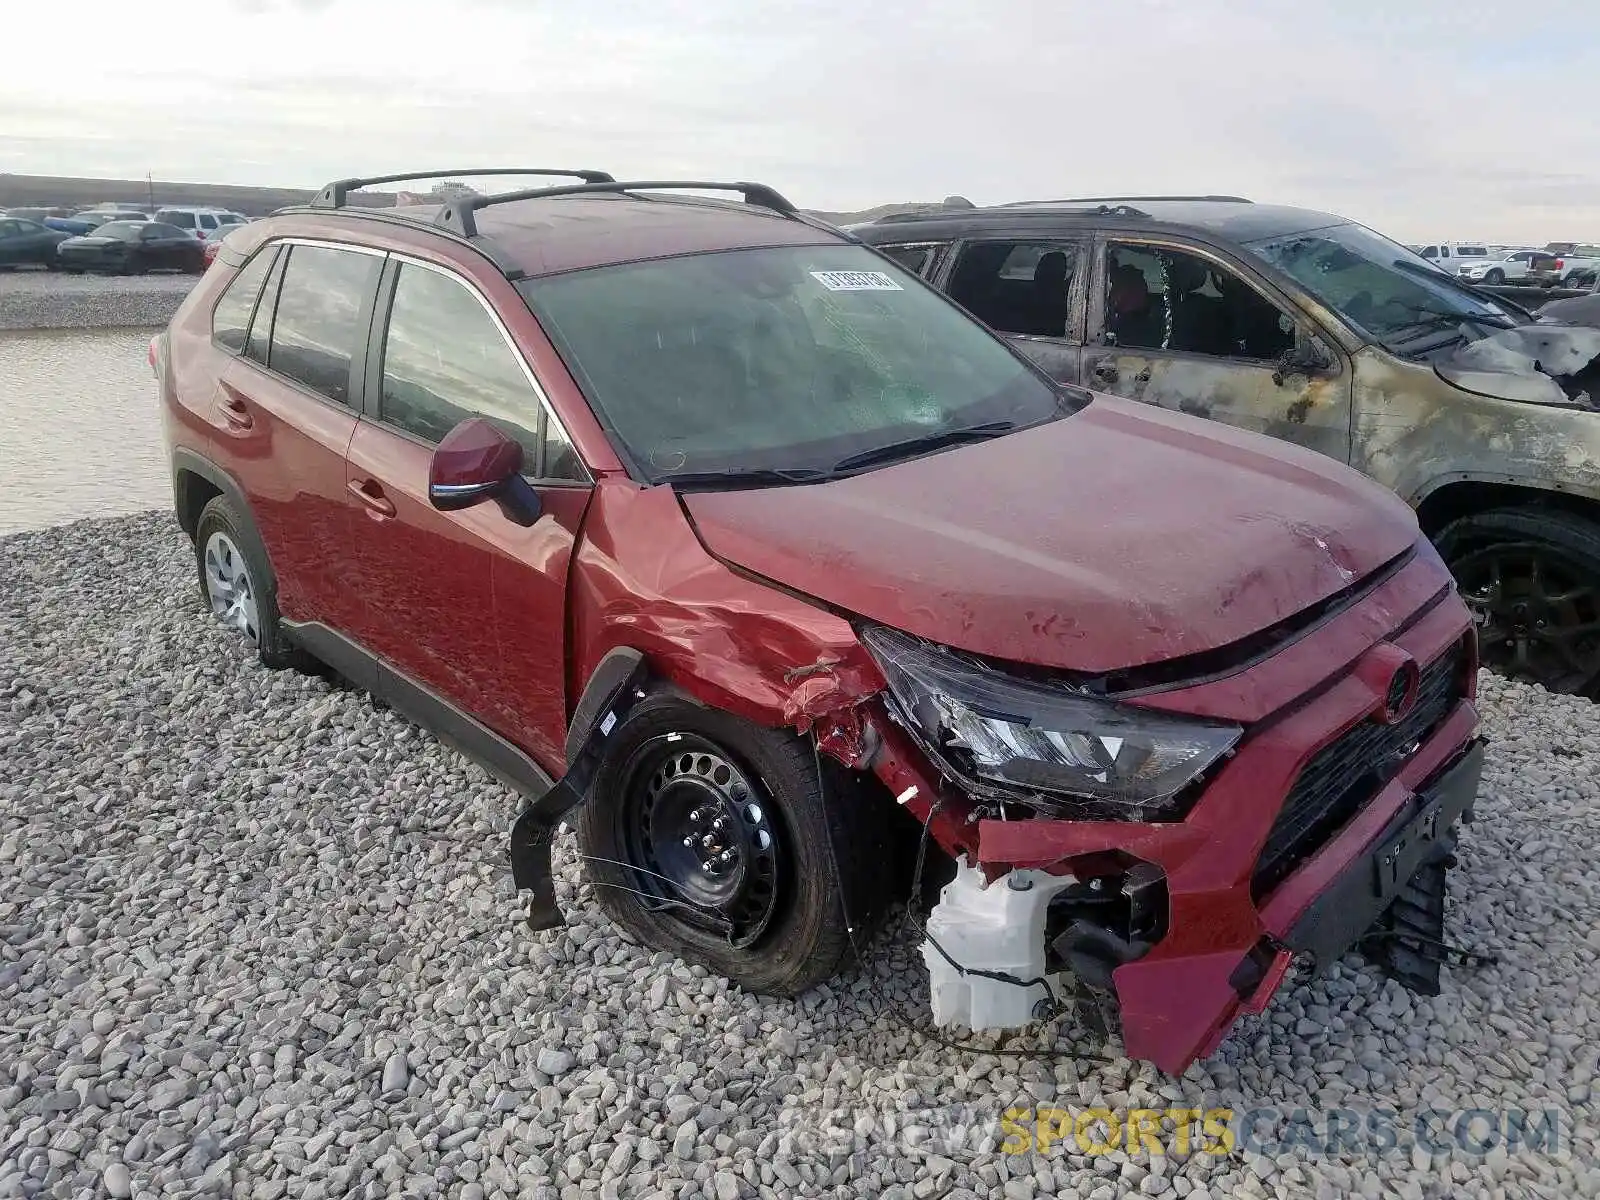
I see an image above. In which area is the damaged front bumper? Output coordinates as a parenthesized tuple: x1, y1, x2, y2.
(896, 570, 1482, 1075)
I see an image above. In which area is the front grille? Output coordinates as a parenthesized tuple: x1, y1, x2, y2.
(1251, 640, 1468, 898)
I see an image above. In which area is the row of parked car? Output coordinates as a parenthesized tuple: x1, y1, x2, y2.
(1413, 240, 1600, 287)
(0, 204, 248, 273)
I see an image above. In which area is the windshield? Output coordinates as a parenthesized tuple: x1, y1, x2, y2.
(1244, 222, 1522, 348)
(520, 244, 1063, 480)
(96, 222, 142, 240)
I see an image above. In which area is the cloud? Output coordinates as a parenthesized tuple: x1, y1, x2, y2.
(5, 0, 1600, 243)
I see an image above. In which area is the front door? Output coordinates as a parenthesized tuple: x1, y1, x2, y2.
(937, 237, 1087, 385)
(1082, 237, 1353, 463)
(343, 256, 591, 771)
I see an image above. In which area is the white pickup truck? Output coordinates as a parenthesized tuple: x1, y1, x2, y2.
(1548, 245, 1600, 287)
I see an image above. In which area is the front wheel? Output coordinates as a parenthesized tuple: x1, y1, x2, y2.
(577, 696, 892, 995)
(1436, 508, 1600, 695)
(1483, 268, 1505, 284)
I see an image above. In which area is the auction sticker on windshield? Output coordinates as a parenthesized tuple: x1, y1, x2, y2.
(811, 270, 903, 291)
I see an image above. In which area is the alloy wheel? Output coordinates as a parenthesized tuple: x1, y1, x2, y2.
(1455, 541, 1600, 694)
(202, 532, 261, 646)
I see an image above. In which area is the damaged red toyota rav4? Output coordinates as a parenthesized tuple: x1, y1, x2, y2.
(155, 169, 1484, 1074)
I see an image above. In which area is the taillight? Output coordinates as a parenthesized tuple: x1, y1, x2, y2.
(1555, 258, 1565, 270)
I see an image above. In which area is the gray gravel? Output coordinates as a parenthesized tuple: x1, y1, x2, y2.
(0, 271, 193, 331)
(2, 510, 1598, 1199)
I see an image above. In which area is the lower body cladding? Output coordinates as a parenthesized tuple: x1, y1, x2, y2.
(890, 603, 1483, 1075)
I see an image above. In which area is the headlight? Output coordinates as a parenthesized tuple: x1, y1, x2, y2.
(861, 626, 1241, 821)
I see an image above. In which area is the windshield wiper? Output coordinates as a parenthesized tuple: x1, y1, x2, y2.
(661, 466, 833, 490)
(1402, 305, 1517, 331)
(829, 420, 1018, 474)
(1387, 259, 1525, 323)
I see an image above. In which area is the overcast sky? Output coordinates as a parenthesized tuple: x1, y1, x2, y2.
(5, 0, 1597, 243)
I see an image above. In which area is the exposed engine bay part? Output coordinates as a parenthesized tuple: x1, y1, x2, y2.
(510, 651, 650, 930)
(924, 863, 1076, 1029)
(1435, 322, 1600, 406)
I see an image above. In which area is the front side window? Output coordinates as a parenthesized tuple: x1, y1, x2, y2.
(946, 240, 1078, 338)
(521, 243, 1062, 481)
(381, 262, 577, 478)
(211, 246, 278, 354)
(1244, 222, 1521, 348)
(1103, 243, 1296, 361)
(267, 244, 381, 404)
(1420, 246, 1438, 258)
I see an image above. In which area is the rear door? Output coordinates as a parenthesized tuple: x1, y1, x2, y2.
(343, 254, 591, 769)
(936, 236, 1087, 385)
(210, 239, 384, 645)
(1082, 236, 1354, 463)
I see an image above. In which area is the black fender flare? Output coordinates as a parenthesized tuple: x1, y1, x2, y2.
(171, 447, 278, 594)
(511, 648, 650, 930)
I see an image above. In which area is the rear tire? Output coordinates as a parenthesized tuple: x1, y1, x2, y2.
(1436, 507, 1600, 695)
(193, 496, 306, 671)
(577, 695, 894, 995)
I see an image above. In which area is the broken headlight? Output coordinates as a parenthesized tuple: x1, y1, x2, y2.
(861, 625, 1241, 820)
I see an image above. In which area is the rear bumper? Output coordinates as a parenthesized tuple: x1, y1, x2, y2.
(884, 552, 1479, 1074)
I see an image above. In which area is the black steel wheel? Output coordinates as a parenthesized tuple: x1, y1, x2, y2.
(577, 695, 895, 995)
(1438, 508, 1600, 695)
(620, 734, 782, 948)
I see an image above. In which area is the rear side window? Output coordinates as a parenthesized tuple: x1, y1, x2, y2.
(198, 214, 218, 230)
(1419, 246, 1438, 258)
(1458, 246, 1487, 258)
(947, 240, 1079, 338)
(246, 248, 287, 365)
(158, 210, 196, 228)
(211, 247, 278, 354)
(380, 262, 582, 479)
(267, 245, 381, 405)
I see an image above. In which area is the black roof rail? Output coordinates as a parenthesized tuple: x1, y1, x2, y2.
(310, 168, 615, 210)
(1005, 194, 1253, 206)
(437, 179, 798, 238)
(874, 201, 1150, 224)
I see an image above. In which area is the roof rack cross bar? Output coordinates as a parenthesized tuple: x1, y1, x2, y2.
(439, 180, 798, 238)
(311, 168, 615, 210)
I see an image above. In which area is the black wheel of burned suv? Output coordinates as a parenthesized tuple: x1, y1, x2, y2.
(192, 496, 306, 671)
(1437, 508, 1600, 695)
(577, 695, 891, 995)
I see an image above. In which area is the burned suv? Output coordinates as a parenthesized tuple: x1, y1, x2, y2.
(157, 170, 1481, 1073)
(852, 196, 1600, 695)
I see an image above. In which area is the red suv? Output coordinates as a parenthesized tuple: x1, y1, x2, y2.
(155, 169, 1483, 1073)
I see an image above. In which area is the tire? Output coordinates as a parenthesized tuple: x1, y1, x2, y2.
(577, 694, 894, 995)
(1483, 269, 1505, 284)
(1435, 507, 1600, 696)
(193, 496, 305, 670)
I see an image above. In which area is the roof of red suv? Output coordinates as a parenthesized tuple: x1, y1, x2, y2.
(276, 190, 841, 279)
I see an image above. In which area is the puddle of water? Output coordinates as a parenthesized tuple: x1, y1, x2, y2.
(0, 328, 168, 536)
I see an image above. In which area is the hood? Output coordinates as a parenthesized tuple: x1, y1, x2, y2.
(1435, 323, 1600, 406)
(681, 396, 1420, 673)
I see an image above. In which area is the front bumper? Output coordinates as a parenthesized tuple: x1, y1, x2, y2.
(880, 550, 1480, 1074)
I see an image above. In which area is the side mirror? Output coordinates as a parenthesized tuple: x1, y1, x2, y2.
(429, 417, 527, 512)
(1272, 339, 1333, 386)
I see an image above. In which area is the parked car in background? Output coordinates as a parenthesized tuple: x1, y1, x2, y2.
(1550, 246, 1600, 287)
(153, 206, 248, 242)
(853, 196, 1600, 695)
(1413, 241, 1493, 274)
(154, 169, 1483, 1075)
(1458, 249, 1562, 285)
(43, 210, 146, 235)
(2, 207, 55, 223)
(56, 220, 207, 274)
(1538, 274, 1600, 328)
(0, 216, 68, 268)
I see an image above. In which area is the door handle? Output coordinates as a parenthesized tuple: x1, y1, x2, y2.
(347, 478, 396, 519)
(1092, 361, 1119, 385)
(219, 393, 253, 430)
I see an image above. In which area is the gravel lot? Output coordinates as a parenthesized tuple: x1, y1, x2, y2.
(0, 271, 193, 331)
(2, 511, 1597, 1200)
